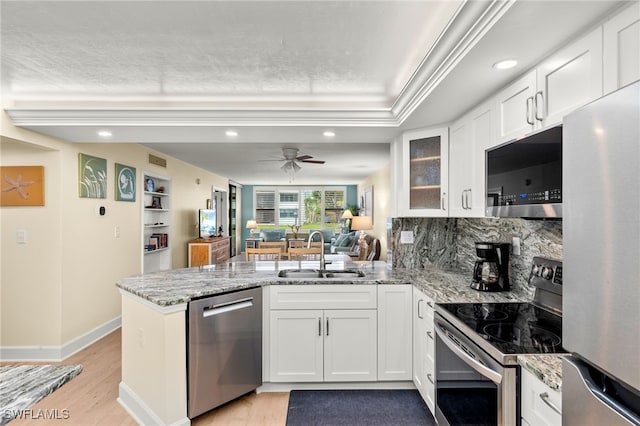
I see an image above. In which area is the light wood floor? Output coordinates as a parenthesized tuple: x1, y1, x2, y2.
(4, 329, 289, 425)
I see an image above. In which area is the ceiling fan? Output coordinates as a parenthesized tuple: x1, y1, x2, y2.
(261, 148, 326, 174)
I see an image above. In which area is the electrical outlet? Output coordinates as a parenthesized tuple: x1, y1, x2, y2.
(512, 237, 521, 256)
(400, 231, 414, 244)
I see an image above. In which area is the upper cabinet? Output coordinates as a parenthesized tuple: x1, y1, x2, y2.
(603, 2, 640, 94)
(397, 127, 449, 217)
(449, 100, 493, 217)
(495, 27, 603, 144)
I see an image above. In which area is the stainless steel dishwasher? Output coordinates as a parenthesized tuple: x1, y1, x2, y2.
(187, 287, 262, 418)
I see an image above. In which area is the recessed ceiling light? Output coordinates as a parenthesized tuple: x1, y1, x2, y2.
(493, 59, 518, 70)
(323, 131, 336, 137)
(97, 130, 112, 138)
(225, 130, 238, 137)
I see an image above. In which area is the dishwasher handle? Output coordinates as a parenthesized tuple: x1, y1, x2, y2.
(203, 297, 254, 318)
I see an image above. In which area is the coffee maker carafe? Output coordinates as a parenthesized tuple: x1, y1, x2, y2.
(471, 242, 510, 292)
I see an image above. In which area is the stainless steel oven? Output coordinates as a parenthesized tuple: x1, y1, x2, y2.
(435, 257, 564, 426)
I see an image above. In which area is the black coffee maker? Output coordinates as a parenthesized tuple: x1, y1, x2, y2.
(471, 242, 511, 292)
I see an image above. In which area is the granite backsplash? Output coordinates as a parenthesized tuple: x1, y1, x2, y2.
(389, 217, 563, 298)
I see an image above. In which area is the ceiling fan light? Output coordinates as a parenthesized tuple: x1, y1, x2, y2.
(292, 162, 301, 172)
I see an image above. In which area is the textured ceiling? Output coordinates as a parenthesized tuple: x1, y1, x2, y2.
(1, 0, 630, 185)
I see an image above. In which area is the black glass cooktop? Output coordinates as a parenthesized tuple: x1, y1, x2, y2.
(438, 302, 566, 355)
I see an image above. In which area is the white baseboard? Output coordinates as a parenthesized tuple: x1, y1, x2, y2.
(0, 316, 121, 362)
(118, 382, 190, 426)
(258, 381, 416, 393)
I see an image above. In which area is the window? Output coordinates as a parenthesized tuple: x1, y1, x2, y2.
(254, 187, 346, 230)
(255, 190, 275, 225)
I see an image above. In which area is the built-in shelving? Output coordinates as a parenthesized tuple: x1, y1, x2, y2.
(142, 173, 171, 273)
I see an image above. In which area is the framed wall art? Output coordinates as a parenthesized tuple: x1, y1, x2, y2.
(0, 165, 45, 206)
(363, 185, 374, 220)
(115, 163, 136, 202)
(78, 153, 107, 198)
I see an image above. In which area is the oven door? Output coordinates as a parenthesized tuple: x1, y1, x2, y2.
(434, 313, 519, 426)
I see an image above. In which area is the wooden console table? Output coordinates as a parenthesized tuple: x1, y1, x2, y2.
(188, 236, 231, 267)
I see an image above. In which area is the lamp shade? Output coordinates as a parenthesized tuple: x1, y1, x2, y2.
(246, 219, 257, 229)
(351, 215, 372, 231)
(341, 210, 353, 219)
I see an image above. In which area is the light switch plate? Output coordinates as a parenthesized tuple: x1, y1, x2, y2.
(400, 230, 414, 244)
(16, 229, 28, 244)
(512, 236, 521, 256)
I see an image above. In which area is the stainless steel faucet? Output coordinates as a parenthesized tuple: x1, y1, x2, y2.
(307, 230, 325, 270)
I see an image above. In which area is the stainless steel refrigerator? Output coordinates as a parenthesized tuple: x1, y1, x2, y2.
(562, 80, 640, 425)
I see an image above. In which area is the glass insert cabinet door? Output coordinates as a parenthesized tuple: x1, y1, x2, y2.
(401, 127, 449, 217)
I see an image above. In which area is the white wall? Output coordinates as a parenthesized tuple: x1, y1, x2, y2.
(358, 162, 391, 261)
(1, 109, 227, 352)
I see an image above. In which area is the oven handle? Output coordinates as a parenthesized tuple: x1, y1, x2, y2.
(434, 323, 503, 385)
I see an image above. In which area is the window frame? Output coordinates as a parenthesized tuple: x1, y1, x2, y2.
(253, 186, 347, 230)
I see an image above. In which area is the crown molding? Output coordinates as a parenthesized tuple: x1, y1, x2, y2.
(4, 1, 512, 130)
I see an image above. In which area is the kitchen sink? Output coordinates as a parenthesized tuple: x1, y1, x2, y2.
(277, 269, 366, 279)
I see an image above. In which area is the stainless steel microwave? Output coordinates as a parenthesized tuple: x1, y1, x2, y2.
(486, 125, 562, 218)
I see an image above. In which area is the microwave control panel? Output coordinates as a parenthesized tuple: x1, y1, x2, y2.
(499, 188, 562, 205)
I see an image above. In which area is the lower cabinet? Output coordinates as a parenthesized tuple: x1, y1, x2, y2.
(268, 285, 378, 382)
(413, 287, 436, 414)
(521, 367, 562, 426)
(377, 285, 413, 381)
(270, 309, 377, 382)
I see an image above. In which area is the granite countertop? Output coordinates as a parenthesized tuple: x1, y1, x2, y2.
(116, 259, 531, 306)
(518, 354, 565, 392)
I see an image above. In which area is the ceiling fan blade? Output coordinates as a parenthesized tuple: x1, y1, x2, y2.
(295, 155, 313, 161)
(258, 158, 286, 162)
(300, 159, 325, 164)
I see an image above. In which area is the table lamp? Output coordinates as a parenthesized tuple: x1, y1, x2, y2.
(350, 215, 373, 260)
(246, 219, 257, 237)
(341, 209, 353, 232)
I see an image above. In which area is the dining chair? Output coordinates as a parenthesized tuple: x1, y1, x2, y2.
(259, 241, 288, 258)
(288, 247, 323, 260)
(245, 247, 282, 261)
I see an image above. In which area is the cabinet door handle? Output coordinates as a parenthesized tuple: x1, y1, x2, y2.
(442, 192, 446, 211)
(526, 96, 534, 125)
(417, 299, 424, 319)
(318, 317, 322, 336)
(427, 373, 434, 384)
(326, 318, 330, 336)
(427, 331, 434, 340)
(539, 392, 562, 415)
(535, 91, 544, 122)
(467, 189, 472, 210)
(461, 190, 466, 209)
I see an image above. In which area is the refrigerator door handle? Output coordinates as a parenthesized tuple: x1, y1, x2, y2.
(565, 357, 640, 425)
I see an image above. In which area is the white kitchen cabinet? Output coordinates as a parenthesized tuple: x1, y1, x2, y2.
(603, 2, 640, 94)
(398, 126, 449, 217)
(521, 367, 562, 426)
(377, 285, 412, 381)
(495, 27, 603, 144)
(413, 287, 436, 414)
(495, 69, 538, 144)
(268, 285, 377, 383)
(269, 309, 324, 382)
(449, 100, 493, 217)
(537, 26, 603, 127)
(323, 309, 377, 382)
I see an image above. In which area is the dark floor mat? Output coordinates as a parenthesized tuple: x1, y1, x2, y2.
(285, 389, 436, 426)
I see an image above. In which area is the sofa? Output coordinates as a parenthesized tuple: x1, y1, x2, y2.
(330, 231, 380, 260)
